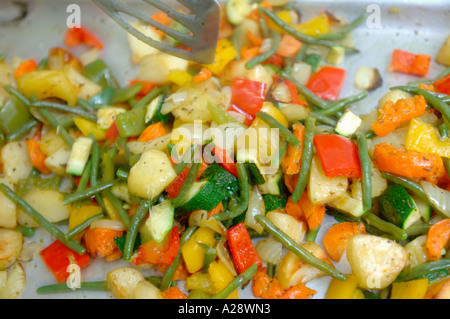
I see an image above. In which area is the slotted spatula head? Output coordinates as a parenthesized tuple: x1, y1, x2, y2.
(93, 0, 221, 64)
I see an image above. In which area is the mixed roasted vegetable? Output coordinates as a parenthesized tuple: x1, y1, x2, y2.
(1, 0, 450, 300)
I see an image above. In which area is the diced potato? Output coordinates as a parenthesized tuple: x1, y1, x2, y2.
(0, 141, 33, 184)
(220, 60, 248, 86)
(308, 155, 348, 205)
(266, 210, 306, 244)
(436, 35, 450, 66)
(0, 263, 26, 299)
(128, 149, 177, 199)
(134, 280, 163, 299)
(44, 146, 72, 176)
(0, 177, 17, 229)
(107, 267, 145, 299)
(96, 107, 126, 130)
(47, 47, 83, 72)
(404, 235, 428, 269)
(126, 134, 171, 155)
(291, 62, 312, 85)
(170, 87, 217, 123)
(350, 162, 387, 200)
(377, 89, 412, 109)
(277, 242, 331, 289)
(127, 22, 162, 63)
(0, 229, 22, 270)
(137, 53, 189, 84)
(354, 66, 382, 91)
(247, 65, 274, 91)
(62, 65, 102, 100)
(278, 103, 310, 123)
(17, 70, 78, 106)
(346, 234, 408, 289)
(17, 189, 71, 228)
(39, 129, 66, 157)
(0, 63, 13, 87)
(328, 192, 364, 217)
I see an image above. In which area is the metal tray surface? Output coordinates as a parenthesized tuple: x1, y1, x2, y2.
(0, 0, 449, 299)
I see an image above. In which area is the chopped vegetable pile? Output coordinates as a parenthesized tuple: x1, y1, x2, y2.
(1, 0, 450, 300)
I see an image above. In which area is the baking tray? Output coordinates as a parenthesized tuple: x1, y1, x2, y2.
(0, 0, 449, 299)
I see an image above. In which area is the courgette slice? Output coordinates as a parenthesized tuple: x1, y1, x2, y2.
(144, 199, 174, 244)
(145, 94, 169, 124)
(412, 194, 431, 222)
(236, 147, 267, 185)
(379, 184, 421, 230)
(335, 110, 362, 137)
(328, 192, 365, 218)
(66, 137, 93, 176)
(176, 163, 239, 215)
(258, 169, 284, 195)
(225, 0, 253, 26)
(263, 194, 287, 213)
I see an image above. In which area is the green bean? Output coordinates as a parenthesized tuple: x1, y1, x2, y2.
(214, 163, 250, 221)
(36, 281, 109, 294)
(255, 215, 347, 280)
(365, 130, 376, 139)
(123, 199, 151, 261)
(407, 67, 450, 87)
(318, 92, 368, 115)
(172, 162, 201, 208)
(15, 225, 35, 237)
(65, 213, 103, 240)
(245, 30, 281, 70)
(37, 108, 74, 147)
(31, 100, 96, 121)
(232, 28, 242, 60)
(62, 181, 114, 205)
(291, 117, 316, 203)
(3, 85, 30, 107)
(295, 43, 308, 62)
(76, 160, 92, 192)
(405, 222, 430, 238)
(306, 226, 320, 242)
(439, 124, 450, 178)
(116, 167, 129, 180)
(395, 259, 450, 282)
(418, 88, 450, 124)
(256, 112, 300, 147)
(200, 243, 217, 274)
(257, 5, 269, 38)
(77, 98, 96, 112)
(0, 183, 86, 255)
(356, 132, 372, 214)
(262, 7, 359, 55)
(309, 111, 338, 127)
(392, 86, 450, 104)
(363, 212, 408, 241)
(280, 71, 329, 108)
(316, 13, 368, 40)
(132, 86, 163, 110)
(160, 226, 198, 291)
(5, 119, 40, 142)
(267, 263, 276, 278)
(101, 145, 118, 183)
(211, 263, 258, 299)
(381, 172, 429, 202)
(110, 82, 143, 105)
(104, 190, 131, 229)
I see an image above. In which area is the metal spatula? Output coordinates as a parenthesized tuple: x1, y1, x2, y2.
(92, 0, 221, 64)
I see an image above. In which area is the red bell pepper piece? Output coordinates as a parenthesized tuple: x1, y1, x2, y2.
(306, 66, 346, 101)
(132, 226, 180, 266)
(389, 49, 432, 77)
(227, 222, 262, 274)
(166, 159, 209, 199)
(273, 76, 307, 106)
(230, 78, 267, 117)
(313, 134, 361, 178)
(262, 54, 284, 68)
(434, 74, 450, 95)
(64, 26, 103, 50)
(212, 146, 238, 177)
(40, 240, 91, 283)
(105, 121, 120, 143)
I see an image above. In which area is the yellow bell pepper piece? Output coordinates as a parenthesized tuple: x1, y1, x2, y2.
(68, 204, 103, 240)
(294, 13, 330, 37)
(17, 70, 78, 106)
(352, 289, 365, 299)
(208, 260, 239, 299)
(390, 278, 429, 299)
(185, 272, 216, 295)
(325, 274, 359, 299)
(74, 117, 106, 141)
(204, 39, 237, 76)
(181, 227, 216, 273)
(167, 70, 193, 87)
(267, 10, 293, 34)
(406, 118, 450, 158)
(103, 196, 121, 221)
(252, 102, 289, 129)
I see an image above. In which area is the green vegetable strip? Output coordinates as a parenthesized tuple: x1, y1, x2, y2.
(255, 215, 347, 280)
(306, 226, 320, 242)
(77, 98, 96, 112)
(357, 133, 372, 214)
(211, 263, 258, 299)
(65, 213, 103, 240)
(392, 85, 450, 104)
(363, 212, 408, 241)
(3, 85, 31, 107)
(101, 146, 118, 183)
(105, 190, 131, 229)
(116, 168, 129, 180)
(132, 86, 163, 110)
(439, 124, 450, 178)
(36, 281, 109, 294)
(15, 225, 35, 237)
(207, 102, 247, 128)
(31, 100, 96, 121)
(395, 259, 450, 282)
(405, 223, 430, 237)
(62, 182, 114, 205)
(291, 117, 316, 203)
(110, 82, 143, 104)
(172, 162, 201, 208)
(257, 5, 269, 38)
(123, 199, 151, 261)
(308, 111, 338, 127)
(0, 183, 86, 255)
(280, 71, 329, 109)
(418, 88, 450, 124)
(256, 111, 301, 147)
(262, 7, 359, 54)
(5, 119, 40, 142)
(316, 13, 368, 40)
(232, 28, 242, 60)
(245, 30, 281, 70)
(160, 226, 198, 291)
(214, 163, 250, 221)
(318, 92, 368, 115)
(37, 108, 74, 147)
(381, 173, 429, 203)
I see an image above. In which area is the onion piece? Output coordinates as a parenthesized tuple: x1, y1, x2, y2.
(255, 237, 283, 265)
(90, 219, 126, 231)
(188, 210, 226, 236)
(244, 186, 265, 234)
(216, 238, 237, 276)
(420, 181, 450, 218)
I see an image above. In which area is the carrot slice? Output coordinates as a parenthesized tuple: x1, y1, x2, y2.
(137, 122, 167, 142)
(161, 286, 187, 299)
(281, 123, 305, 175)
(323, 222, 366, 262)
(426, 219, 450, 261)
(276, 34, 303, 58)
(26, 139, 51, 175)
(297, 191, 325, 230)
(14, 59, 37, 80)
